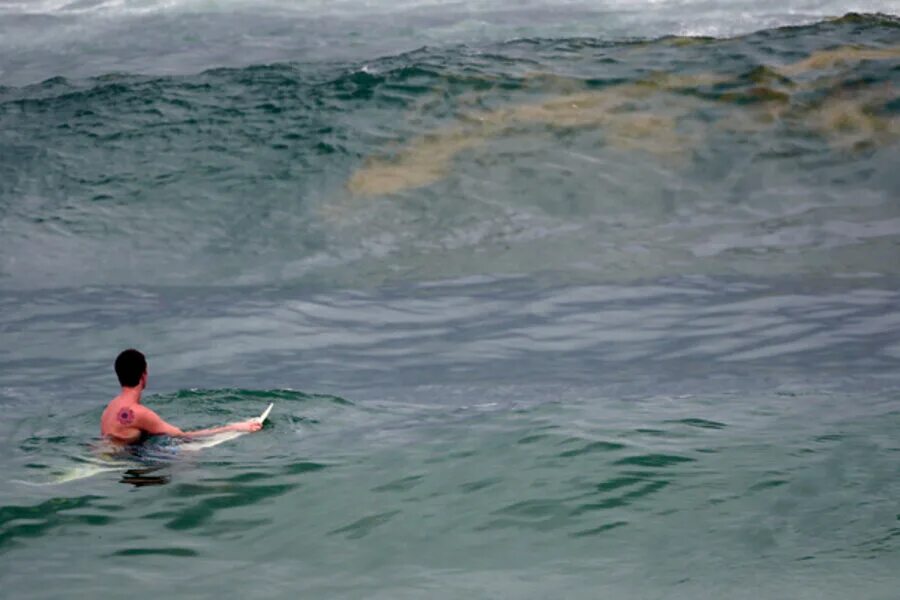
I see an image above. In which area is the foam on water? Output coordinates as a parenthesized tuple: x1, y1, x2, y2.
(2, 0, 898, 84)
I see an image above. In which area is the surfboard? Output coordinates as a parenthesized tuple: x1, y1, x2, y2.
(14, 458, 134, 486)
(179, 402, 274, 451)
(16, 403, 274, 485)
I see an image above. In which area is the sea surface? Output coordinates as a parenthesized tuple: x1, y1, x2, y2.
(1, 1, 899, 598)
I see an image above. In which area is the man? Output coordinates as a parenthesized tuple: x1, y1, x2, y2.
(101, 348, 262, 444)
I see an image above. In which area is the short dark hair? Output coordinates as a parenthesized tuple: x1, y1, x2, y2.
(115, 349, 146, 387)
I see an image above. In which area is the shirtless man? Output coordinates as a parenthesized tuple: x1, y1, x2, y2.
(101, 348, 262, 444)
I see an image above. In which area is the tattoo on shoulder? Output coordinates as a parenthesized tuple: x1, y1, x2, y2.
(117, 407, 136, 426)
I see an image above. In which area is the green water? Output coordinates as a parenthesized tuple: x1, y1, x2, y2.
(4, 384, 898, 597)
(1, 9, 899, 599)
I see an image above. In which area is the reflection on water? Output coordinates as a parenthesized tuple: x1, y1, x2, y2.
(120, 467, 170, 487)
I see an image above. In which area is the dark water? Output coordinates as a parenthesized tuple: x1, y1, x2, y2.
(1, 6, 899, 598)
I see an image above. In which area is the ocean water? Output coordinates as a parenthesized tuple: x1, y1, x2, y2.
(1, 1, 899, 598)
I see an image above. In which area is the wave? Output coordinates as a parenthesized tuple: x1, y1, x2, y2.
(1, 14, 898, 291)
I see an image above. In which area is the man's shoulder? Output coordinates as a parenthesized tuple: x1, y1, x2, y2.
(114, 404, 140, 426)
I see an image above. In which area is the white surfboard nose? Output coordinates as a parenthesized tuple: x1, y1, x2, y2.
(254, 403, 274, 425)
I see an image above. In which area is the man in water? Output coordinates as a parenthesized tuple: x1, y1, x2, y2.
(101, 348, 262, 444)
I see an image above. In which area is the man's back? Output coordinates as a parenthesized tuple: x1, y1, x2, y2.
(100, 396, 144, 444)
(101, 349, 262, 442)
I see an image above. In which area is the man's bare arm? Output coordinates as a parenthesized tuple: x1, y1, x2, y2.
(135, 407, 261, 438)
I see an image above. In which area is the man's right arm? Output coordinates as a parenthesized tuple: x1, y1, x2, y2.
(134, 406, 185, 437)
(135, 406, 261, 438)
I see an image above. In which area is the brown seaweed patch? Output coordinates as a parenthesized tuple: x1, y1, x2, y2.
(642, 71, 731, 90)
(347, 75, 724, 196)
(347, 100, 687, 196)
(745, 66, 795, 87)
(717, 102, 790, 131)
(661, 36, 716, 47)
(719, 86, 792, 104)
(520, 71, 591, 94)
(806, 92, 900, 150)
(346, 129, 486, 196)
(719, 82, 900, 149)
(345, 45, 898, 197)
(604, 112, 684, 156)
(826, 12, 900, 26)
(625, 36, 715, 53)
(777, 45, 900, 77)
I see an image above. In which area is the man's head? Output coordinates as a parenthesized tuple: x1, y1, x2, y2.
(115, 348, 147, 389)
